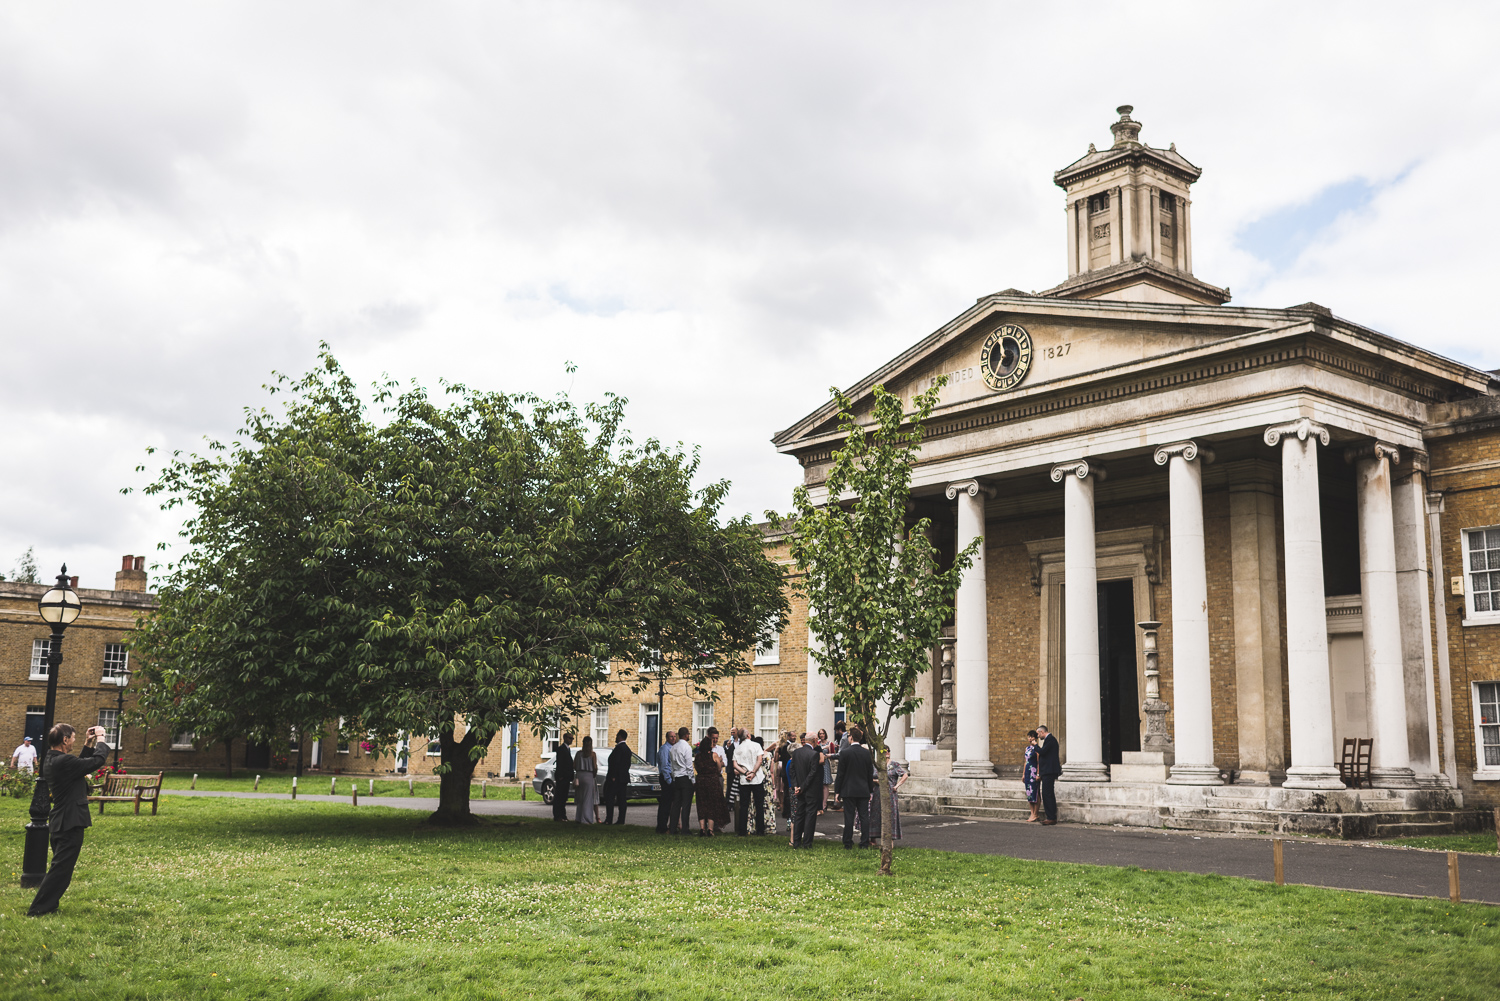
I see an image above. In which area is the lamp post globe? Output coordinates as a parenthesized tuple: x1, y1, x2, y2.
(21, 566, 83, 888)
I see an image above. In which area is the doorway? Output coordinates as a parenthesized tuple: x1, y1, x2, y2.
(1097, 579, 1141, 765)
(643, 704, 660, 765)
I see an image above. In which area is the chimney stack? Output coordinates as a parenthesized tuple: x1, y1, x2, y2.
(115, 555, 148, 592)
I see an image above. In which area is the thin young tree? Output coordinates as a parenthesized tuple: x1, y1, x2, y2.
(781, 379, 978, 875)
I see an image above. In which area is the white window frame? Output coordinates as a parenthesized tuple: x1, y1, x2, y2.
(693, 701, 714, 743)
(544, 721, 560, 755)
(1473, 680, 1500, 781)
(1460, 527, 1500, 626)
(755, 699, 779, 746)
(171, 730, 195, 750)
(753, 629, 781, 666)
(98, 708, 120, 747)
(591, 707, 610, 749)
(102, 643, 129, 684)
(426, 728, 442, 756)
(337, 716, 349, 754)
(29, 639, 51, 681)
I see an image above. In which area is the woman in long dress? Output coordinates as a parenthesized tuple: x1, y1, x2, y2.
(574, 735, 599, 824)
(694, 736, 731, 836)
(886, 757, 909, 840)
(1023, 730, 1040, 822)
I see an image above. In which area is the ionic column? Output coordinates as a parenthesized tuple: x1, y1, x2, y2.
(1347, 442, 1417, 787)
(1264, 419, 1343, 789)
(1156, 441, 1221, 785)
(806, 623, 836, 735)
(946, 479, 994, 778)
(1051, 460, 1109, 782)
(1066, 200, 1080, 277)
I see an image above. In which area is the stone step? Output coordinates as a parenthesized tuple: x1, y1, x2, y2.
(934, 803, 1032, 820)
(1161, 807, 1278, 825)
(939, 795, 1030, 809)
(1375, 820, 1457, 838)
(1161, 814, 1271, 834)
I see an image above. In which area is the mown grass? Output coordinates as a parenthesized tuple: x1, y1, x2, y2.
(1381, 832, 1498, 855)
(156, 772, 526, 801)
(0, 796, 1494, 1000)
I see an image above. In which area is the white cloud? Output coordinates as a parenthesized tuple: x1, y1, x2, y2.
(0, 1, 1495, 587)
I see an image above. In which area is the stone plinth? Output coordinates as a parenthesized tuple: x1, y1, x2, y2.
(1112, 749, 1175, 784)
(908, 747, 954, 780)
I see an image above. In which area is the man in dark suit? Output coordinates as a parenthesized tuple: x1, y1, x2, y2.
(552, 733, 575, 822)
(834, 727, 874, 849)
(603, 729, 632, 825)
(1036, 724, 1061, 825)
(28, 722, 110, 917)
(790, 731, 825, 848)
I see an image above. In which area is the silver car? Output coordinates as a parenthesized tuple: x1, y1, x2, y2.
(532, 750, 662, 804)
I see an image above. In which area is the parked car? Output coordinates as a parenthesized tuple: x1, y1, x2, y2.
(532, 750, 661, 804)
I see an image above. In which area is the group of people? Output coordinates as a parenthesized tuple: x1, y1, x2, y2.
(550, 718, 910, 850)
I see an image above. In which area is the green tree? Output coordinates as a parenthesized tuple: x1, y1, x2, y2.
(780, 380, 977, 875)
(130, 350, 787, 824)
(6, 547, 39, 584)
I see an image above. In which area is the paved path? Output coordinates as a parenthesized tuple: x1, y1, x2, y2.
(161, 789, 1500, 905)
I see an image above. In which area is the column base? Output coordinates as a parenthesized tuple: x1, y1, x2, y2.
(1282, 765, 1345, 790)
(950, 759, 997, 780)
(1167, 763, 1224, 786)
(1370, 767, 1420, 789)
(1059, 761, 1110, 783)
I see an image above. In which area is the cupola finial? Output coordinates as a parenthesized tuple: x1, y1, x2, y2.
(1109, 105, 1142, 147)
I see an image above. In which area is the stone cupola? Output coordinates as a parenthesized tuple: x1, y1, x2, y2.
(1041, 106, 1230, 306)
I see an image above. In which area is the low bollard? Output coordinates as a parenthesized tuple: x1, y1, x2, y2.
(408, 777, 413, 794)
(1493, 807, 1499, 855)
(1272, 838, 1284, 886)
(520, 779, 526, 800)
(1448, 851, 1461, 903)
(368, 778, 374, 796)
(291, 777, 298, 800)
(191, 773, 198, 790)
(481, 779, 488, 799)
(254, 774, 261, 792)
(352, 783, 358, 807)
(330, 776, 337, 796)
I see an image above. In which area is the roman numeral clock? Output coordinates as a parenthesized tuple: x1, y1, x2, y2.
(980, 323, 1034, 391)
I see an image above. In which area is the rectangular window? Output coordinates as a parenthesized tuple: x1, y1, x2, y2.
(171, 731, 195, 750)
(337, 717, 349, 754)
(1463, 528, 1500, 620)
(30, 639, 51, 680)
(591, 707, 610, 749)
(288, 729, 300, 751)
(97, 708, 120, 746)
(1159, 191, 1176, 212)
(693, 701, 714, 743)
(544, 721, 560, 754)
(1477, 682, 1500, 771)
(753, 629, 781, 666)
(755, 699, 779, 745)
(1087, 192, 1110, 214)
(102, 643, 129, 683)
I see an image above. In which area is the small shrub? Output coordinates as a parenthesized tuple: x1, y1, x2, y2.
(0, 767, 36, 799)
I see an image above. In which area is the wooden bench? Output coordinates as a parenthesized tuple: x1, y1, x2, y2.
(88, 772, 164, 814)
(1339, 738, 1372, 789)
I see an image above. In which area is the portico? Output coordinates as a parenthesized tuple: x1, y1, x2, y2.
(778, 108, 1494, 836)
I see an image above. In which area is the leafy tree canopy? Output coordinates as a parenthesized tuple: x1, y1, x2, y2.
(779, 379, 977, 873)
(129, 348, 788, 823)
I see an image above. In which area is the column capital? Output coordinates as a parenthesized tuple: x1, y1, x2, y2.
(1049, 459, 1106, 483)
(1153, 440, 1215, 466)
(1263, 418, 1329, 448)
(945, 479, 995, 501)
(1343, 441, 1400, 466)
(1425, 490, 1446, 515)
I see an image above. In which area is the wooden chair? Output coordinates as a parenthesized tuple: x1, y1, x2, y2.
(1338, 738, 1373, 789)
(88, 772, 164, 814)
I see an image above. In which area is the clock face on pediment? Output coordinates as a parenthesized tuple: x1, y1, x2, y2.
(980, 323, 1034, 392)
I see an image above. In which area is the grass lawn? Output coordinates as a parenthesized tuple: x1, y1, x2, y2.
(154, 772, 526, 801)
(0, 797, 1494, 1000)
(1380, 832, 1498, 855)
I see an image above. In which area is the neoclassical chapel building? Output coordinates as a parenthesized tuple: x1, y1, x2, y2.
(768, 106, 1500, 835)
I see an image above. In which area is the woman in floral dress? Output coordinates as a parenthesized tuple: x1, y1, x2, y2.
(1023, 729, 1040, 822)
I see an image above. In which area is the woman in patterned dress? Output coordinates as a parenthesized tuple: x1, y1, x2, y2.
(1023, 730, 1041, 822)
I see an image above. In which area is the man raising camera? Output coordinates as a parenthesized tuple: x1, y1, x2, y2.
(28, 722, 110, 917)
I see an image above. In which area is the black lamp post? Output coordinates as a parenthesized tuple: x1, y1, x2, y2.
(111, 664, 130, 771)
(21, 567, 83, 888)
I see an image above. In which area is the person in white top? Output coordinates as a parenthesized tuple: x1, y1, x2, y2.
(10, 737, 37, 773)
(733, 727, 768, 836)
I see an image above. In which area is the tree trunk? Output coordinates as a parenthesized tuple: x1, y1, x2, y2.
(875, 742, 894, 875)
(430, 730, 480, 826)
(295, 737, 304, 778)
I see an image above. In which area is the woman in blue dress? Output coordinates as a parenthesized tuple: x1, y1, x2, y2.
(1023, 729, 1040, 822)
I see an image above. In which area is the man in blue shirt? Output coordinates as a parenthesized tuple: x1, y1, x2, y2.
(655, 729, 678, 833)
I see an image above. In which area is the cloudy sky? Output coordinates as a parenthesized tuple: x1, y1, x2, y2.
(2, 2, 1496, 590)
